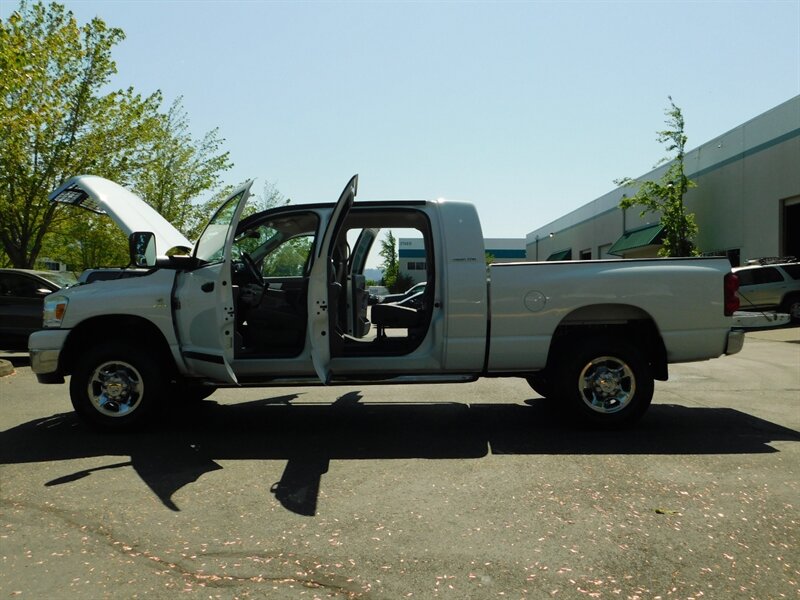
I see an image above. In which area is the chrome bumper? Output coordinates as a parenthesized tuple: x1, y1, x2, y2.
(28, 329, 69, 383)
(725, 329, 745, 355)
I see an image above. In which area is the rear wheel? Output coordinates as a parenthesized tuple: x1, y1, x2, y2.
(70, 342, 166, 430)
(781, 294, 800, 322)
(554, 337, 653, 427)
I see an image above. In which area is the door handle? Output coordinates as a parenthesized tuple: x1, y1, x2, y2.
(201, 282, 214, 292)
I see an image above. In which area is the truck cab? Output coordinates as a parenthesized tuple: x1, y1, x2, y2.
(30, 175, 494, 428)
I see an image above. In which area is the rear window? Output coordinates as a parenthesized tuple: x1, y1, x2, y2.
(738, 267, 784, 285)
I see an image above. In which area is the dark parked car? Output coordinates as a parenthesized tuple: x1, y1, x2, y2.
(0, 269, 76, 351)
(379, 281, 427, 304)
(78, 267, 150, 284)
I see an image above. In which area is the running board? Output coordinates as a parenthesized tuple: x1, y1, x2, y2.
(231, 374, 479, 387)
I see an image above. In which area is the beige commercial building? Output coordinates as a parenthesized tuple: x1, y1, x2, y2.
(526, 95, 800, 266)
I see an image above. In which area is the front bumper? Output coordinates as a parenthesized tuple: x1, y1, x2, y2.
(28, 329, 70, 383)
(725, 328, 745, 355)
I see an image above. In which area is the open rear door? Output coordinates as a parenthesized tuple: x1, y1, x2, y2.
(307, 175, 358, 384)
(175, 182, 254, 384)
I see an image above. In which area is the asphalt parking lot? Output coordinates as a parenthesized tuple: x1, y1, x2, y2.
(1, 328, 798, 599)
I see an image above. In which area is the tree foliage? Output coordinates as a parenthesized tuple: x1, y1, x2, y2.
(378, 230, 416, 292)
(0, 2, 233, 270)
(378, 230, 399, 290)
(262, 237, 312, 277)
(130, 96, 232, 241)
(0, 1, 162, 267)
(616, 97, 699, 257)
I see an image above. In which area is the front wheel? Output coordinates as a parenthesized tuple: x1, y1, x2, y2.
(70, 342, 166, 430)
(554, 337, 653, 428)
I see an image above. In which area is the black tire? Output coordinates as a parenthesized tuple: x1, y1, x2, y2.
(780, 294, 800, 323)
(554, 336, 653, 428)
(69, 342, 166, 430)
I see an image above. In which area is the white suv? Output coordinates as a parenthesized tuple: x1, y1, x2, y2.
(733, 258, 800, 322)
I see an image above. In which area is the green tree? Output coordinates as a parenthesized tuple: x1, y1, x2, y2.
(38, 97, 235, 272)
(615, 97, 698, 257)
(130, 96, 232, 239)
(379, 230, 399, 290)
(1, 2, 235, 271)
(262, 237, 313, 277)
(0, 1, 163, 268)
(378, 231, 416, 292)
(41, 214, 128, 272)
(251, 180, 290, 213)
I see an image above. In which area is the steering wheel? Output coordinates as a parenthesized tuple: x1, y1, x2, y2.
(239, 252, 263, 287)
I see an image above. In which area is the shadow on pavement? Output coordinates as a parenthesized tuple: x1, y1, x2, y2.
(0, 354, 30, 368)
(1, 393, 797, 515)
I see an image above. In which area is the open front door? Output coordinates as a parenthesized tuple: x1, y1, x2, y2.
(307, 175, 358, 384)
(175, 181, 254, 383)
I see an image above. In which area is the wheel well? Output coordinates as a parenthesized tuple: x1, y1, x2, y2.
(547, 306, 668, 381)
(60, 315, 176, 377)
(781, 291, 800, 305)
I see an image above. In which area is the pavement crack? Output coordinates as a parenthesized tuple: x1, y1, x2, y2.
(1, 498, 367, 597)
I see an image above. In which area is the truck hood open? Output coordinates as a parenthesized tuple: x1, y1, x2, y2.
(49, 175, 192, 255)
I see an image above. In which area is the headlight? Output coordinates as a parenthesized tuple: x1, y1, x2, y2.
(43, 295, 69, 328)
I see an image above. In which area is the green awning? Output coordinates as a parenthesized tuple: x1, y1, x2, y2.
(608, 224, 665, 256)
(546, 249, 572, 261)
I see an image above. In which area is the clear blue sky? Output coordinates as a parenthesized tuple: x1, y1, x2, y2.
(4, 0, 800, 242)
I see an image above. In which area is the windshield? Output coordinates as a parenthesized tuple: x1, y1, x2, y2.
(194, 188, 248, 263)
(40, 271, 78, 288)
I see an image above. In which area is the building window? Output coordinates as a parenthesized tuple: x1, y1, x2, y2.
(407, 262, 426, 271)
(579, 249, 592, 260)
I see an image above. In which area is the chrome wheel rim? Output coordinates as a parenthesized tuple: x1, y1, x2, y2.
(578, 355, 636, 414)
(87, 360, 144, 417)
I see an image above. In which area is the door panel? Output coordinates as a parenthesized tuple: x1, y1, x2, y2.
(175, 263, 238, 382)
(307, 175, 358, 383)
(175, 182, 254, 382)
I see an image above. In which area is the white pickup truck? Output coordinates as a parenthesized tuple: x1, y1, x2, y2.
(29, 174, 744, 430)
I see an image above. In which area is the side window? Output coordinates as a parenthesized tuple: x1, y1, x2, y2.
(752, 267, 784, 284)
(0, 274, 40, 298)
(736, 270, 754, 286)
(194, 188, 248, 264)
(781, 265, 800, 280)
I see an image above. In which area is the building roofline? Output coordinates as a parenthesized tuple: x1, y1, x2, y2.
(526, 94, 800, 243)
